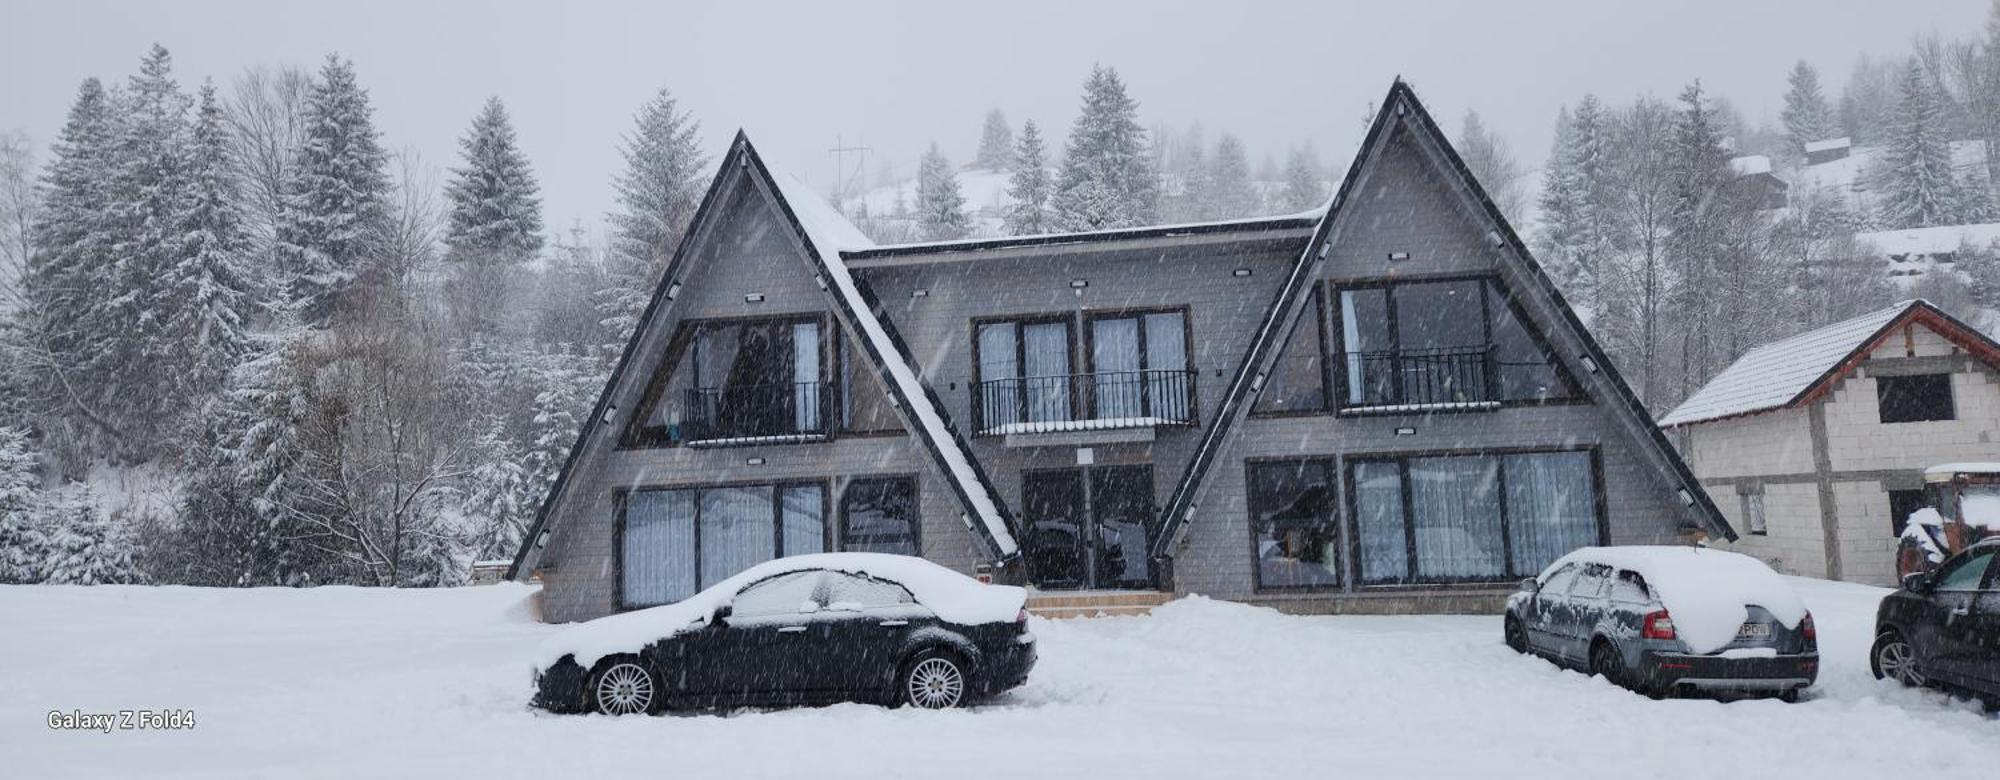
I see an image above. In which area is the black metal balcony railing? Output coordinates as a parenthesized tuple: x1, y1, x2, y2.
(679, 381, 827, 442)
(976, 369, 1195, 434)
(1343, 346, 1494, 408)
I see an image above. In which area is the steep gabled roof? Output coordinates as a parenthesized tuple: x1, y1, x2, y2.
(1660, 300, 2000, 428)
(1150, 79, 1736, 559)
(509, 133, 1019, 581)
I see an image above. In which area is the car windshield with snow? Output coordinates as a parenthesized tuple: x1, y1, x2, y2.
(1504, 546, 1817, 700)
(530, 553, 1034, 714)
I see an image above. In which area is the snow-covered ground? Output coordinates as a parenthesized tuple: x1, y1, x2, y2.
(2, 577, 1992, 779)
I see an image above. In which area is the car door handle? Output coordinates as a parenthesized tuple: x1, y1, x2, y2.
(1950, 605, 1971, 618)
(778, 625, 809, 633)
(878, 620, 910, 627)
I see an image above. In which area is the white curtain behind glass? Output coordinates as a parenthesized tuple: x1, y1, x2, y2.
(623, 490, 697, 605)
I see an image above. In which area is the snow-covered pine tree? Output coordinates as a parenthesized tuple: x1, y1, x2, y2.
(445, 97, 544, 264)
(1781, 61, 1838, 160)
(166, 82, 260, 407)
(276, 54, 392, 326)
(1663, 81, 1736, 396)
(1280, 144, 1325, 213)
(18, 79, 120, 453)
(600, 88, 707, 344)
(1003, 119, 1052, 235)
(915, 143, 971, 241)
(1877, 59, 1968, 230)
(1050, 65, 1159, 231)
(0, 425, 44, 583)
(443, 96, 543, 338)
(1207, 134, 1258, 220)
(975, 109, 1014, 171)
(35, 483, 143, 585)
(1535, 105, 1587, 293)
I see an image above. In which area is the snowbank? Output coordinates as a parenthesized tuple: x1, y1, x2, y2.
(1542, 546, 1807, 654)
(533, 553, 1026, 671)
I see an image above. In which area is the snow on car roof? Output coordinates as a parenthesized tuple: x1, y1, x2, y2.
(1541, 546, 1807, 655)
(533, 553, 1026, 671)
(1657, 300, 1917, 427)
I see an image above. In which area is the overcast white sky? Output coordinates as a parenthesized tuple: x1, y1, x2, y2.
(2, 1, 1991, 235)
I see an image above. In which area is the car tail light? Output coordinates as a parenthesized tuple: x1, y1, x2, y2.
(1016, 608, 1029, 626)
(1642, 610, 1677, 640)
(1800, 613, 1816, 640)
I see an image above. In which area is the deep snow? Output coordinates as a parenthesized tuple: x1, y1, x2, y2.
(2, 577, 1993, 779)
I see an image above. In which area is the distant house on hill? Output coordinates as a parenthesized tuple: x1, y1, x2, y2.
(1803, 137, 1851, 166)
(1856, 222, 2000, 282)
(1726, 155, 1788, 211)
(1660, 300, 2000, 586)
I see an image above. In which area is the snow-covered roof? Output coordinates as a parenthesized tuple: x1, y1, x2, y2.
(533, 552, 1026, 671)
(849, 210, 1323, 260)
(755, 142, 1019, 558)
(1925, 462, 2000, 477)
(1543, 546, 1806, 655)
(1803, 137, 1851, 153)
(1728, 155, 1772, 176)
(1659, 301, 1918, 427)
(1856, 222, 2000, 258)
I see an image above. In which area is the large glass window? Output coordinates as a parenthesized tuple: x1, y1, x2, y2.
(976, 319, 1072, 431)
(840, 477, 919, 555)
(640, 317, 828, 444)
(1089, 311, 1191, 422)
(1352, 450, 1599, 585)
(839, 334, 901, 434)
(1334, 278, 1572, 409)
(620, 482, 827, 608)
(1249, 459, 1342, 589)
(1254, 287, 1327, 415)
(1877, 374, 1955, 423)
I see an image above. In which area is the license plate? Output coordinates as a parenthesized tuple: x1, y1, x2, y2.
(1737, 623, 1771, 638)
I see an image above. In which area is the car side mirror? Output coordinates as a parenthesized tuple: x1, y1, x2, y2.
(1900, 573, 1930, 593)
(712, 603, 732, 623)
(1519, 577, 1540, 593)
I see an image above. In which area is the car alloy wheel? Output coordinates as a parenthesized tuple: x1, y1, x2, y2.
(904, 656, 966, 709)
(1873, 636, 1926, 688)
(593, 661, 656, 715)
(1504, 617, 1528, 654)
(1590, 642, 1624, 688)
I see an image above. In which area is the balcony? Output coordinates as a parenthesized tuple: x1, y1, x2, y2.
(974, 369, 1196, 440)
(676, 381, 830, 446)
(1340, 346, 1501, 413)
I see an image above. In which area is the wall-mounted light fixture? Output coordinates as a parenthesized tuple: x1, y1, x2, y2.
(534, 529, 551, 550)
(1232, 267, 1253, 278)
(745, 456, 767, 466)
(1395, 426, 1417, 436)
(599, 405, 616, 425)
(813, 276, 827, 290)
(665, 281, 682, 301)
(1677, 489, 1695, 507)
(1069, 279, 1089, 289)
(744, 293, 766, 303)
(1486, 230, 1505, 249)
(911, 288, 930, 298)
(1580, 355, 1600, 374)
(1388, 251, 1410, 262)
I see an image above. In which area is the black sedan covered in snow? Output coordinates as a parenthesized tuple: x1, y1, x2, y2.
(1504, 546, 1817, 700)
(1872, 539, 2000, 706)
(531, 553, 1035, 714)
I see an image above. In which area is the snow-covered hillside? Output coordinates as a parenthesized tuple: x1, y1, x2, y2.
(2, 578, 1992, 778)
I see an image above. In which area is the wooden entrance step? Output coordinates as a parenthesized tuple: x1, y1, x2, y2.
(1025, 589, 1174, 619)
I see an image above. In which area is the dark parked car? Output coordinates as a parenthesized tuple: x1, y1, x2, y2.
(1504, 547, 1818, 701)
(1872, 539, 2000, 707)
(532, 553, 1035, 714)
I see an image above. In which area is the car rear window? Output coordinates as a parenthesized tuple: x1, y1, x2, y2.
(1606, 570, 1651, 604)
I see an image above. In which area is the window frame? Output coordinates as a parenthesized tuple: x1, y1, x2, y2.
(1740, 487, 1768, 536)
(1875, 373, 1956, 424)
(838, 475, 922, 556)
(1081, 306, 1197, 425)
(969, 313, 1079, 434)
(1244, 456, 1345, 593)
(836, 330, 904, 437)
(1248, 285, 1333, 418)
(1887, 488, 1927, 537)
(1325, 275, 1583, 415)
(613, 479, 832, 611)
(1342, 445, 1608, 588)
(620, 312, 838, 449)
